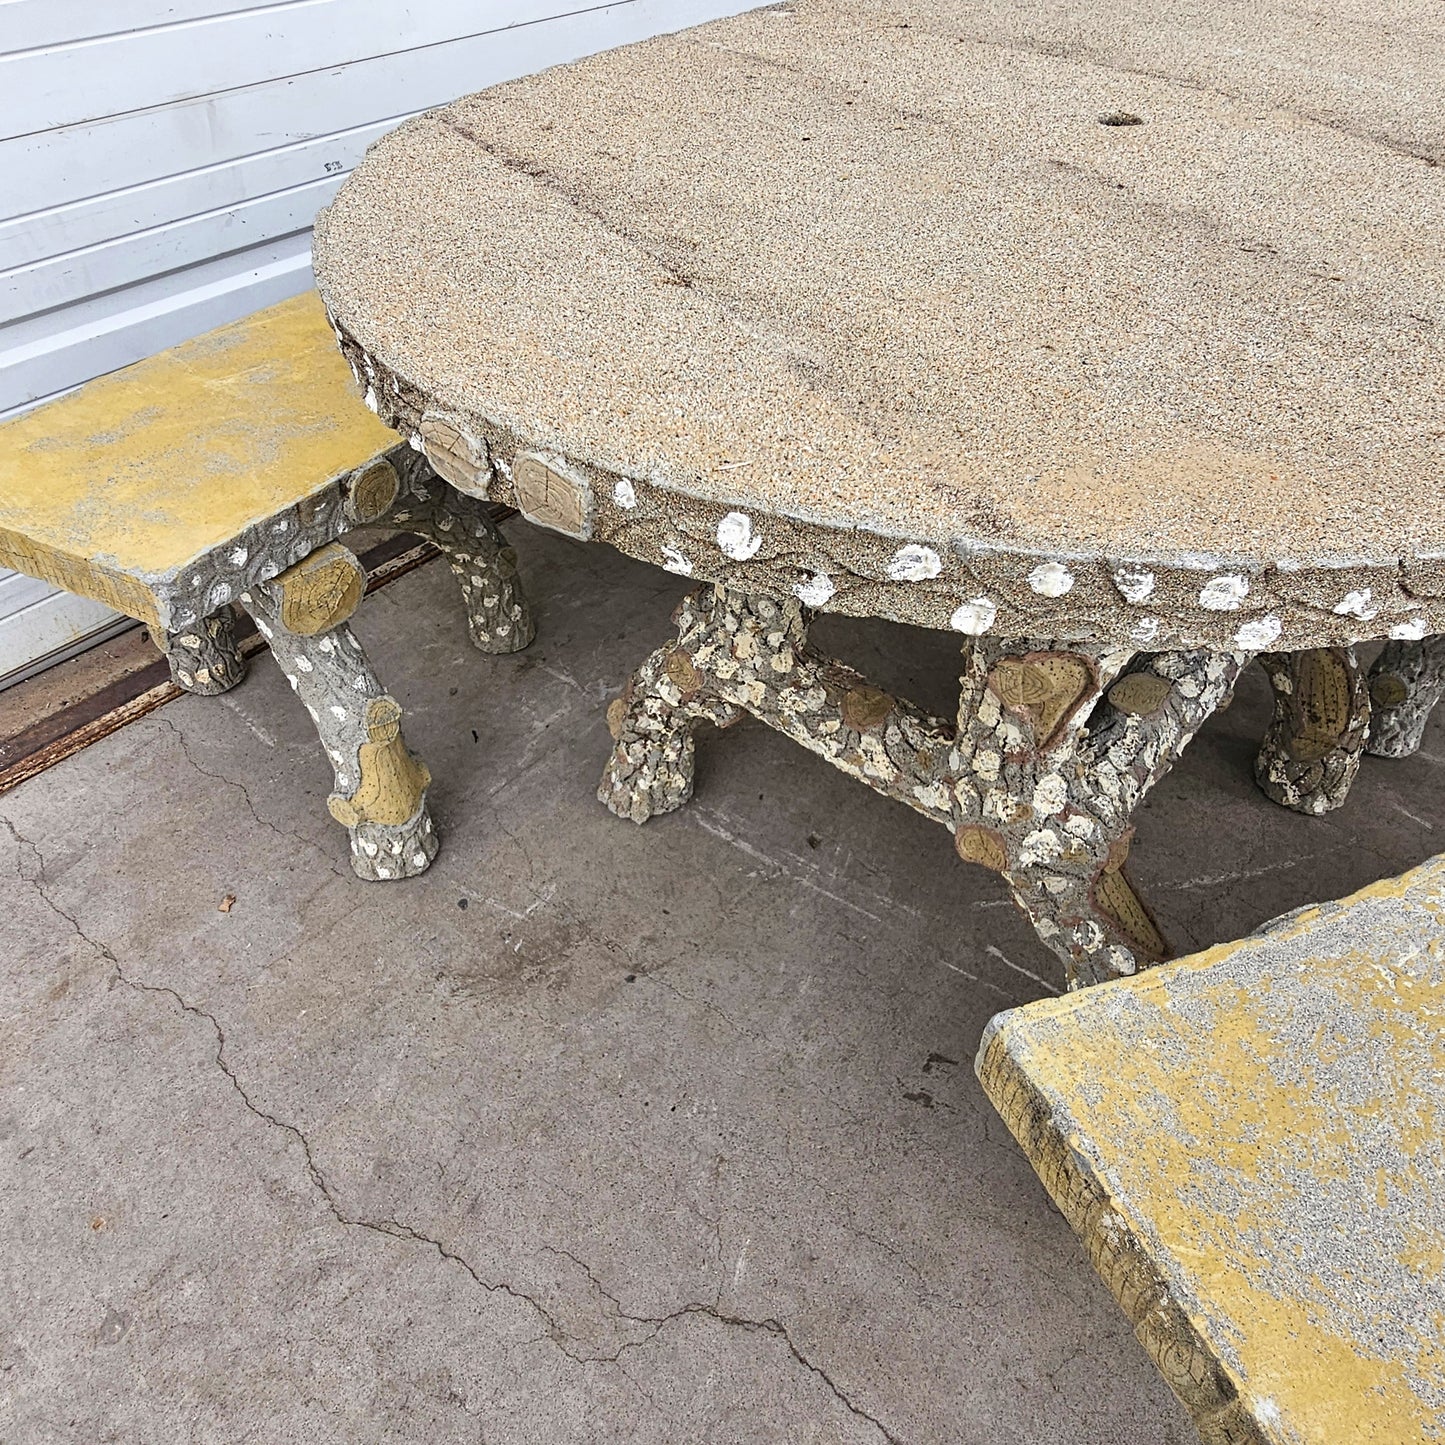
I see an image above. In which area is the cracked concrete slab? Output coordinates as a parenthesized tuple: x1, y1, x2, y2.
(2, 526, 1441, 1443)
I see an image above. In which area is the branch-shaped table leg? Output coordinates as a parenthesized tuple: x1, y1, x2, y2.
(598, 589, 748, 822)
(372, 457, 535, 654)
(600, 586, 957, 826)
(600, 583, 1246, 987)
(162, 606, 246, 696)
(954, 647, 1246, 986)
(241, 543, 437, 880)
(1254, 648, 1370, 814)
(1367, 636, 1445, 759)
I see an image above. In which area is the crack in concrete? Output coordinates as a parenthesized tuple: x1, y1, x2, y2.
(583, 1300, 905, 1445)
(2, 815, 906, 1444)
(155, 715, 349, 879)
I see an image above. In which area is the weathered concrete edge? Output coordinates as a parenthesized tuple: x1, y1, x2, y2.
(973, 855, 1445, 1445)
(321, 308, 1445, 655)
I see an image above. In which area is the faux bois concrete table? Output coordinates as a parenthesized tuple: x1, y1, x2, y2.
(312, 0, 1445, 983)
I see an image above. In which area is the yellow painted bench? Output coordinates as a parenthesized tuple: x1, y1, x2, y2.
(977, 861, 1445, 1444)
(0, 293, 534, 878)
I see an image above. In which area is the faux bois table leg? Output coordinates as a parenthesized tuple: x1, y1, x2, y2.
(1367, 636, 1445, 759)
(600, 582, 1248, 987)
(1253, 648, 1370, 814)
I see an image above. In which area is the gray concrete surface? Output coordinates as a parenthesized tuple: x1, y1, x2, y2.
(2, 525, 1440, 1445)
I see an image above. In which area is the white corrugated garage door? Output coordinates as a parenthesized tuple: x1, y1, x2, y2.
(0, 0, 754, 689)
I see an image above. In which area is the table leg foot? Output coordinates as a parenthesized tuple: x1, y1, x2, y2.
(163, 606, 246, 696)
(241, 543, 438, 879)
(599, 589, 744, 823)
(1253, 648, 1369, 814)
(1367, 636, 1445, 759)
(386, 460, 536, 655)
(953, 645, 1247, 987)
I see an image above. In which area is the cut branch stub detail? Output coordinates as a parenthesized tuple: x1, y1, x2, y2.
(269, 542, 365, 636)
(514, 453, 595, 540)
(345, 457, 401, 525)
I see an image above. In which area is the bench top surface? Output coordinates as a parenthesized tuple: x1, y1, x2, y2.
(0, 293, 396, 581)
(315, 0, 1443, 647)
(978, 859, 1445, 1444)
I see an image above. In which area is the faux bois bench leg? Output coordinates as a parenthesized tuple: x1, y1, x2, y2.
(163, 605, 246, 696)
(240, 542, 438, 881)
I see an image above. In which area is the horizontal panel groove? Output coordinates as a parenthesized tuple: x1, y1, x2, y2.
(0, 107, 416, 239)
(1, 0, 642, 139)
(2, 176, 335, 324)
(1, 0, 318, 57)
(3, 0, 757, 222)
(0, 240, 315, 412)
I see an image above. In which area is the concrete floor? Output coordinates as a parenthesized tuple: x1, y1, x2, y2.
(3, 526, 1440, 1444)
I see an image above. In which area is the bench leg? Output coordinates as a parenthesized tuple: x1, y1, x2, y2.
(1253, 648, 1370, 814)
(162, 606, 246, 696)
(1367, 636, 1445, 759)
(240, 543, 438, 881)
(385, 464, 535, 654)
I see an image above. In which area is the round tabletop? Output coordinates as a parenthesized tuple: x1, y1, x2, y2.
(314, 0, 1445, 652)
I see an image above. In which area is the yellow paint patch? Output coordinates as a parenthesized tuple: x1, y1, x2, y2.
(0, 293, 397, 602)
(980, 856, 1445, 1444)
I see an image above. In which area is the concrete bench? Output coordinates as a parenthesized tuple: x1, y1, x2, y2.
(977, 861, 1444, 1444)
(0, 293, 534, 878)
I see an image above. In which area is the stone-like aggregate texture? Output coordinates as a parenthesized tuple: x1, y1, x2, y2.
(316, 0, 1445, 653)
(1253, 647, 1372, 815)
(601, 583, 1245, 984)
(4, 532, 1443, 1443)
(1369, 637, 1445, 761)
(979, 859, 1445, 1443)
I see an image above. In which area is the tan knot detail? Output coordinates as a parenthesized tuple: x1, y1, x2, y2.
(841, 685, 893, 732)
(989, 653, 1095, 750)
(955, 824, 1009, 873)
(273, 543, 365, 636)
(1283, 649, 1359, 762)
(664, 649, 702, 696)
(606, 696, 629, 740)
(1370, 672, 1409, 709)
(1106, 673, 1174, 717)
(420, 412, 489, 492)
(347, 457, 400, 523)
(327, 695, 430, 828)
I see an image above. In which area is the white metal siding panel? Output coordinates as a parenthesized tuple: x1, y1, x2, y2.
(0, 0, 756, 687)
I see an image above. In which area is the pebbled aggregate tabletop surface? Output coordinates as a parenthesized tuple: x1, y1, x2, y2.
(315, 0, 1445, 650)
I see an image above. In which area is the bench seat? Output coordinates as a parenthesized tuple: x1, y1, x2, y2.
(977, 860, 1445, 1444)
(0, 293, 535, 877)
